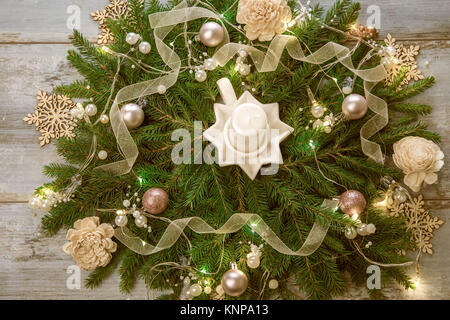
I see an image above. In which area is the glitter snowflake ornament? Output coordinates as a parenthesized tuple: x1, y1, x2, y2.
(383, 34, 424, 88)
(387, 194, 443, 254)
(91, 0, 129, 45)
(203, 78, 294, 180)
(23, 91, 76, 147)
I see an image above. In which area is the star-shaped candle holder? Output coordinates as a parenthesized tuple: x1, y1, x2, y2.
(203, 78, 294, 180)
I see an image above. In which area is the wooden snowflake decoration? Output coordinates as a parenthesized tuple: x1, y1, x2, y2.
(91, 0, 129, 45)
(23, 91, 76, 147)
(384, 34, 425, 88)
(386, 194, 443, 254)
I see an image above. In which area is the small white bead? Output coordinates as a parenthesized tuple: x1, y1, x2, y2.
(268, 279, 279, 289)
(123, 199, 131, 207)
(100, 114, 109, 124)
(342, 86, 353, 95)
(98, 150, 108, 160)
(238, 64, 250, 76)
(238, 49, 248, 58)
(366, 223, 376, 234)
(157, 85, 167, 94)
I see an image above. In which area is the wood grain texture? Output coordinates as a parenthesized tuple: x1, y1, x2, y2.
(0, 0, 449, 300)
(0, 0, 449, 43)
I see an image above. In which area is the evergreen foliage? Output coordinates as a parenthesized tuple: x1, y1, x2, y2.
(37, 0, 438, 299)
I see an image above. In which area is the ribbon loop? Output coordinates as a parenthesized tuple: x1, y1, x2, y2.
(114, 200, 339, 257)
(97, 1, 389, 175)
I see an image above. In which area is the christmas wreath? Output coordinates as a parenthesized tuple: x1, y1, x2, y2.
(26, 0, 444, 299)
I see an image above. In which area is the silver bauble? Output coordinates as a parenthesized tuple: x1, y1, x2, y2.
(341, 94, 368, 120)
(199, 22, 225, 47)
(221, 266, 248, 297)
(120, 103, 144, 129)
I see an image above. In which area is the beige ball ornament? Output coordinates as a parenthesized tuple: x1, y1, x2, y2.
(120, 103, 144, 129)
(221, 263, 248, 297)
(142, 187, 169, 215)
(341, 94, 368, 120)
(199, 22, 225, 47)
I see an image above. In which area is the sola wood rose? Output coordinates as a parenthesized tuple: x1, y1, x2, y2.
(236, 0, 292, 42)
(393, 136, 444, 192)
(63, 217, 117, 270)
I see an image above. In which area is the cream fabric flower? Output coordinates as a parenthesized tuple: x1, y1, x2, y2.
(392, 136, 444, 192)
(63, 216, 117, 271)
(236, 0, 292, 42)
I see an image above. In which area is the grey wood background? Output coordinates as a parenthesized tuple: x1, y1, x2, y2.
(0, 0, 449, 300)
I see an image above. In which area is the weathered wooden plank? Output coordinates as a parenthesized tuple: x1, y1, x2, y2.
(0, 203, 152, 299)
(0, 201, 448, 299)
(0, 44, 77, 202)
(0, 0, 449, 43)
(0, 42, 448, 202)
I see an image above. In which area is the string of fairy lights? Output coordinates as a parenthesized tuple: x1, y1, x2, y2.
(27, 0, 423, 298)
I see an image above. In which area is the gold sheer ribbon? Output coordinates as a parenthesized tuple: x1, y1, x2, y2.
(97, 1, 388, 175)
(212, 38, 388, 163)
(114, 199, 339, 256)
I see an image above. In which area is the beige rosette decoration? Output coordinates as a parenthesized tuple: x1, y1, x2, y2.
(393, 136, 444, 192)
(236, 0, 292, 41)
(63, 217, 117, 270)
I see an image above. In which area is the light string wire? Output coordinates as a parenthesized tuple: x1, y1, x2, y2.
(81, 0, 411, 295)
(93, 0, 389, 176)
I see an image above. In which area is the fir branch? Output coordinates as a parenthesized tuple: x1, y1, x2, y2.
(119, 250, 146, 294)
(85, 246, 126, 289)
